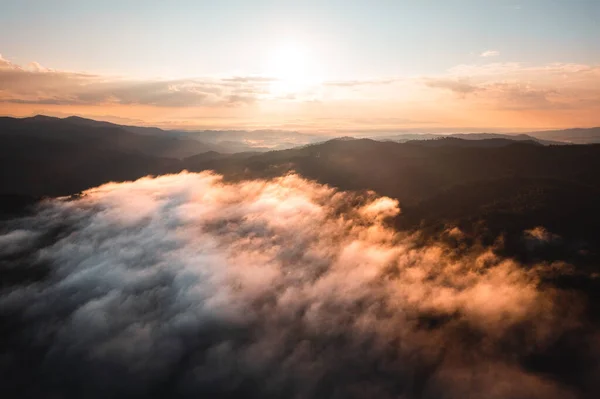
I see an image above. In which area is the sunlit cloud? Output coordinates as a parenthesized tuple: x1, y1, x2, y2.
(0, 55, 268, 107)
(1, 54, 599, 131)
(481, 50, 500, 57)
(423, 78, 480, 95)
(0, 172, 592, 398)
(423, 62, 600, 121)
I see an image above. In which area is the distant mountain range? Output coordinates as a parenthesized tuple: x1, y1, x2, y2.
(387, 136, 545, 148)
(375, 127, 600, 145)
(0, 115, 325, 157)
(41, 115, 324, 152)
(1, 115, 599, 196)
(0, 115, 225, 159)
(371, 132, 578, 146)
(2, 116, 599, 161)
(526, 127, 600, 144)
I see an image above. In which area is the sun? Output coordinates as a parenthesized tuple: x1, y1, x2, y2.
(266, 42, 319, 96)
(268, 42, 308, 80)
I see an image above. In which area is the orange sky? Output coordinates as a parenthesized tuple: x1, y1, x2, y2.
(1, 54, 599, 133)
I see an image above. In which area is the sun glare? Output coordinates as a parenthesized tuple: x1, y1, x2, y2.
(266, 42, 320, 96)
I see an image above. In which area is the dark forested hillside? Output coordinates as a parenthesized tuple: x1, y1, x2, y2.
(2, 120, 600, 260)
(197, 139, 600, 263)
(203, 139, 600, 205)
(0, 115, 224, 159)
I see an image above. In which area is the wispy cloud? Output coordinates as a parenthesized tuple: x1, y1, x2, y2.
(423, 78, 481, 95)
(1, 54, 599, 130)
(423, 62, 600, 113)
(0, 55, 269, 107)
(481, 50, 500, 57)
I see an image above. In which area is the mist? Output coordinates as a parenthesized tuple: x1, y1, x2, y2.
(0, 172, 597, 398)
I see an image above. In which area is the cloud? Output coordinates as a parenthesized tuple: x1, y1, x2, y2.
(524, 227, 562, 251)
(0, 53, 10, 67)
(0, 55, 268, 107)
(0, 172, 594, 398)
(447, 62, 600, 79)
(481, 50, 500, 58)
(484, 82, 563, 110)
(423, 62, 600, 113)
(1, 53, 599, 129)
(26, 61, 52, 73)
(423, 78, 481, 95)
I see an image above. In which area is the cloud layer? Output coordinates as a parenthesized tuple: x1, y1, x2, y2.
(2, 53, 599, 131)
(1, 172, 597, 398)
(427, 62, 600, 111)
(0, 54, 266, 107)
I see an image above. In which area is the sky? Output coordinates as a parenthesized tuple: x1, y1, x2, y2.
(1, 0, 599, 133)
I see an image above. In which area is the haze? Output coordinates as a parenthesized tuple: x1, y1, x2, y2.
(1, 0, 599, 132)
